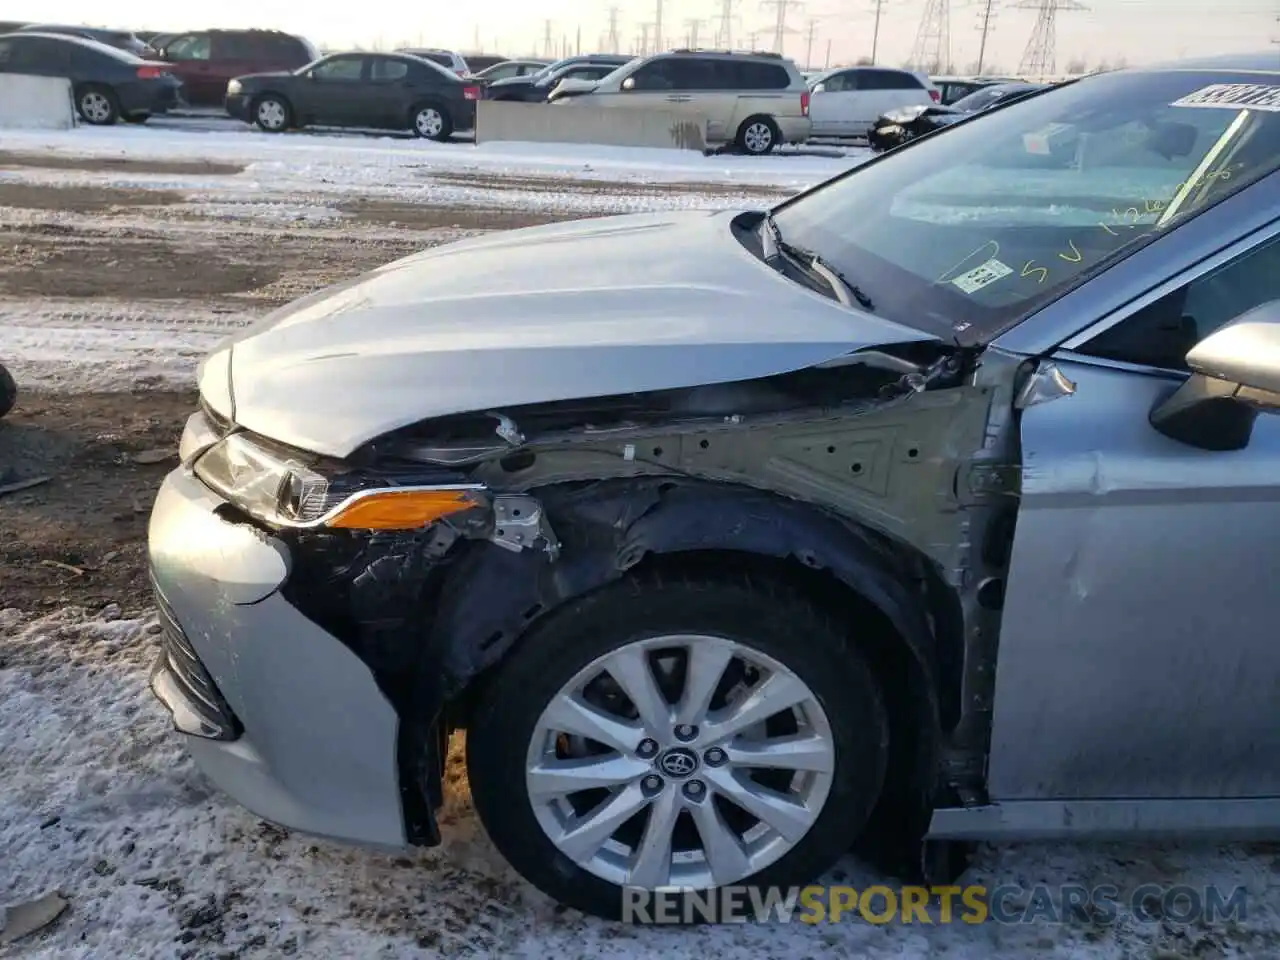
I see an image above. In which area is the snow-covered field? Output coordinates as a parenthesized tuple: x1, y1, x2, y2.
(2, 125, 1279, 958)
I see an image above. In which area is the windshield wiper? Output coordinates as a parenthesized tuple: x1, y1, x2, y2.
(761, 212, 875, 312)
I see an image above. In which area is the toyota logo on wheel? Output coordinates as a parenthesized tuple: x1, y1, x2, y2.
(657, 748, 699, 778)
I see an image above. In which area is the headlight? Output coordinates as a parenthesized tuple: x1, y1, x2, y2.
(193, 432, 485, 530)
(884, 105, 928, 124)
(227, 79, 242, 95)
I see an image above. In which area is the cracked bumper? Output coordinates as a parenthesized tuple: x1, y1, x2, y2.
(147, 467, 408, 849)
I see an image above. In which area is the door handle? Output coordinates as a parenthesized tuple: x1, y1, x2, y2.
(665, 95, 691, 102)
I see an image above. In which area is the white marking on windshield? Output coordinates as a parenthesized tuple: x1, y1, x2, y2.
(1171, 84, 1280, 111)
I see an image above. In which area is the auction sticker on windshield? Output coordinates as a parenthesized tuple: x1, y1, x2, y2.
(951, 258, 1013, 294)
(1171, 84, 1280, 112)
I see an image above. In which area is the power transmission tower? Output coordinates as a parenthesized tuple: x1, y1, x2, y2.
(1015, 0, 1086, 78)
(975, 0, 997, 73)
(715, 0, 738, 48)
(606, 6, 622, 52)
(654, 0, 665, 52)
(542, 19, 554, 58)
(747, 29, 761, 49)
(870, 0, 887, 64)
(638, 22, 651, 55)
(908, 0, 951, 74)
(761, 0, 803, 54)
(683, 18, 707, 47)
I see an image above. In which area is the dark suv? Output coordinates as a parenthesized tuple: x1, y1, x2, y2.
(155, 29, 317, 106)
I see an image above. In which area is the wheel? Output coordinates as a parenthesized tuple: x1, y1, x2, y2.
(736, 115, 780, 156)
(124, 113, 150, 124)
(411, 103, 453, 141)
(75, 85, 119, 126)
(466, 573, 889, 922)
(0, 363, 16, 419)
(252, 95, 291, 133)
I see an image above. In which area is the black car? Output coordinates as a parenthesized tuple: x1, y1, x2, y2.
(868, 81, 1049, 151)
(226, 52, 480, 139)
(0, 361, 14, 420)
(483, 55, 631, 101)
(0, 32, 183, 124)
(16, 24, 154, 57)
(461, 53, 508, 74)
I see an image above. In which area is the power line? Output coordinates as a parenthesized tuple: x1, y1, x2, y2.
(542, 19, 555, 59)
(683, 17, 708, 47)
(804, 17, 820, 69)
(654, 0, 666, 53)
(975, 0, 998, 74)
(1015, 0, 1087, 77)
(908, 0, 951, 74)
(715, 0, 739, 49)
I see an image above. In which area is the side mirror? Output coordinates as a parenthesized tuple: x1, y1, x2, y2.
(621, 76, 635, 91)
(1150, 301, 1280, 451)
(812, 82, 826, 93)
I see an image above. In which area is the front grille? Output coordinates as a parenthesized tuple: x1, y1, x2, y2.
(152, 579, 242, 740)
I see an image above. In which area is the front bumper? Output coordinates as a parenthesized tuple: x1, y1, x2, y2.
(225, 93, 251, 122)
(776, 116, 813, 144)
(147, 467, 407, 848)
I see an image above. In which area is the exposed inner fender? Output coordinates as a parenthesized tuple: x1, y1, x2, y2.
(422, 475, 942, 718)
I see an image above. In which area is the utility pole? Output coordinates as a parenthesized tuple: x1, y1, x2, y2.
(975, 0, 997, 74)
(747, 29, 761, 50)
(576, 25, 581, 55)
(760, 0, 803, 54)
(639, 22, 651, 56)
(542, 19, 554, 58)
(908, 0, 951, 74)
(870, 0, 887, 64)
(654, 0, 665, 53)
(607, 6, 622, 53)
(683, 18, 707, 48)
(1015, 0, 1086, 78)
(804, 17, 818, 69)
(824, 37, 831, 67)
(715, 0, 738, 48)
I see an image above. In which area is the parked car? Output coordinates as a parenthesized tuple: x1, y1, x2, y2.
(148, 51, 1280, 923)
(0, 32, 183, 124)
(225, 51, 480, 139)
(15, 24, 155, 57)
(868, 81, 1049, 151)
(461, 53, 509, 74)
(929, 74, 1018, 106)
(0, 362, 14, 419)
(470, 58, 550, 84)
(0, 21, 30, 34)
(807, 65, 938, 137)
(155, 29, 318, 106)
(395, 48, 468, 77)
(549, 50, 812, 155)
(483, 54, 631, 101)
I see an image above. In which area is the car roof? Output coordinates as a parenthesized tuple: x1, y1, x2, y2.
(1137, 51, 1280, 75)
(0, 30, 142, 59)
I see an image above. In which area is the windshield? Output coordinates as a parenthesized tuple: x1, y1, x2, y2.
(771, 69, 1280, 343)
(952, 85, 1030, 113)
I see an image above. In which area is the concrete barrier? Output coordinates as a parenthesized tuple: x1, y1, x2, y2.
(0, 74, 75, 129)
(476, 100, 707, 151)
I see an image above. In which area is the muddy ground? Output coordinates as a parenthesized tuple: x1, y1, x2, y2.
(4, 158, 727, 613)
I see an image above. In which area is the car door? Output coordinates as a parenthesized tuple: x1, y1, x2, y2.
(987, 213, 1280, 803)
(0, 36, 71, 79)
(808, 69, 860, 137)
(366, 55, 415, 128)
(161, 33, 217, 104)
(602, 57, 681, 112)
(294, 54, 368, 127)
(861, 69, 924, 120)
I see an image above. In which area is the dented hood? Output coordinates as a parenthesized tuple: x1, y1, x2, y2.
(215, 210, 939, 458)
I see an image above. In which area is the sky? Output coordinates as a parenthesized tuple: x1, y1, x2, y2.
(14, 0, 1280, 71)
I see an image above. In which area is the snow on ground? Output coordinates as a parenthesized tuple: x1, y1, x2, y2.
(0, 123, 865, 192)
(2, 606, 1277, 958)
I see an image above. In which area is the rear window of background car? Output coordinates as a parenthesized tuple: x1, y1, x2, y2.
(860, 69, 925, 90)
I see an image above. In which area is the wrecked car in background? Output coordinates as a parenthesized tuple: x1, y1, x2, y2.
(868, 80, 1050, 152)
(148, 53, 1280, 921)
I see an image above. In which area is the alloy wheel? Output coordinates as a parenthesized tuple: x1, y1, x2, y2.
(524, 633, 835, 891)
(743, 122, 774, 154)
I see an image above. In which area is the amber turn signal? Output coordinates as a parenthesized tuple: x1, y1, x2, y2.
(324, 488, 478, 530)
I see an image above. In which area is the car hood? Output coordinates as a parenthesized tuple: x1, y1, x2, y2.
(210, 210, 940, 458)
(234, 70, 295, 84)
(485, 75, 533, 88)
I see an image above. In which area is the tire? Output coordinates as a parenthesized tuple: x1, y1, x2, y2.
(75, 85, 120, 126)
(466, 572, 890, 922)
(735, 115, 780, 156)
(0, 363, 16, 419)
(410, 102, 453, 141)
(124, 113, 150, 124)
(252, 94, 291, 133)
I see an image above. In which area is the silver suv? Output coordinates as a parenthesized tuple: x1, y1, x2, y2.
(550, 49, 812, 154)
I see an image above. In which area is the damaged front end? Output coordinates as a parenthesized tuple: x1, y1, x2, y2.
(260, 338, 1026, 853)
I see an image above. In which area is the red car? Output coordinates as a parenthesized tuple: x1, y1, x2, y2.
(154, 28, 317, 106)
